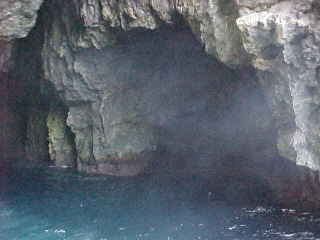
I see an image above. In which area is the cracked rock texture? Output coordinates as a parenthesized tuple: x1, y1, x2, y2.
(55, 0, 249, 66)
(0, 0, 43, 40)
(44, 17, 275, 175)
(41, 0, 270, 175)
(2, 0, 320, 207)
(0, 0, 44, 163)
(62, 0, 320, 176)
(237, 0, 320, 171)
(47, 101, 76, 168)
(97, 0, 249, 66)
(40, 0, 320, 205)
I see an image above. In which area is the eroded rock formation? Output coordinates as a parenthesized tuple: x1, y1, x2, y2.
(237, 0, 320, 208)
(44, 22, 275, 176)
(0, 0, 44, 163)
(1, 0, 320, 208)
(237, 0, 320, 170)
(0, 0, 43, 41)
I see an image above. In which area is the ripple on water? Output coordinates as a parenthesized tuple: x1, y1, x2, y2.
(1, 167, 320, 240)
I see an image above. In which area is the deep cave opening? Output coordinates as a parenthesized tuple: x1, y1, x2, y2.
(2, 0, 320, 219)
(1, 0, 284, 206)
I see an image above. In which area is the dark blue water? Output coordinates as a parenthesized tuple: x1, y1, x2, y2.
(1, 167, 320, 240)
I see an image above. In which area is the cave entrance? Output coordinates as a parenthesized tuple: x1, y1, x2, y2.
(66, 24, 278, 202)
(9, 2, 280, 204)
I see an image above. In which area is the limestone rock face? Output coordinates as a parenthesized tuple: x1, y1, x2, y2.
(73, 0, 320, 177)
(0, 41, 15, 161)
(65, 0, 249, 66)
(237, 0, 320, 170)
(0, 0, 44, 163)
(0, 0, 43, 40)
(233, 0, 320, 207)
(47, 103, 76, 168)
(43, 1, 275, 176)
(2, 0, 320, 207)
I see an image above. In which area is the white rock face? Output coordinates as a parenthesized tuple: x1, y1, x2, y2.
(42, 0, 320, 179)
(237, 0, 320, 170)
(1, 0, 320, 206)
(77, 0, 249, 66)
(0, 0, 43, 40)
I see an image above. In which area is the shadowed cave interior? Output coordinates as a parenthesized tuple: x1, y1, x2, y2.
(5, 4, 320, 240)
(2, 11, 296, 206)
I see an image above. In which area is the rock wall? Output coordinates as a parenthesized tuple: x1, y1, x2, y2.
(7, 1, 52, 165)
(0, 0, 43, 164)
(47, 102, 76, 168)
(1, 0, 320, 208)
(235, 0, 320, 208)
(42, 0, 320, 175)
(42, 0, 277, 177)
(0, 41, 16, 162)
(0, 0, 43, 41)
(237, 0, 320, 170)
(37, 0, 320, 206)
(39, 0, 320, 207)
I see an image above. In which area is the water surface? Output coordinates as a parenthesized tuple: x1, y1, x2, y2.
(1, 167, 320, 240)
